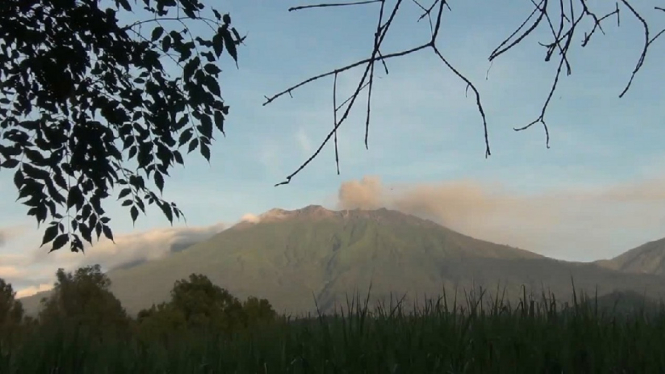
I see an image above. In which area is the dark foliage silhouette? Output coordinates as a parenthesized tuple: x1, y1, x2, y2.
(0, 0, 243, 252)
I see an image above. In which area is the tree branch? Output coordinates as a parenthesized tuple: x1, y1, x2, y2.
(266, 0, 663, 186)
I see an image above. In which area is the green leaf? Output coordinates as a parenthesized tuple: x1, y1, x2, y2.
(202, 51, 215, 62)
(151, 26, 164, 42)
(130, 206, 139, 224)
(22, 163, 49, 180)
(212, 33, 224, 58)
(159, 202, 173, 224)
(213, 110, 225, 134)
(13, 169, 24, 188)
(162, 35, 171, 52)
(179, 129, 193, 146)
(200, 143, 210, 162)
(173, 151, 184, 165)
(204, 75, 220, 96)
(1, 158, 19, 169)
(178, 43, 193, 62)
(118, 188, 131, 200)
(154, 171, 164, 193)
(102, 225, 114, 242)
(223, 29, 238, 63)
(81, 204, 92, 220)
(50, 234, 69, 252)
(128, 146, 138, 159)
(199, 114, 213, 139)
(118, 0, 131, 11)
(183, 56, 200, 83)
(67, 186, 83, 210)
(188, 138, 199, 154)
(41, 225, 59, 247)
(204, 63, 221, 75)
(80, 223, 92, 244)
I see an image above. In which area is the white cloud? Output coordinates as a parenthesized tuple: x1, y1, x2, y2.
(0, 266, 23, 279)
(240, 213, 260, 223)
(15, 283, 53, 299)
(2, 221, 227, 298)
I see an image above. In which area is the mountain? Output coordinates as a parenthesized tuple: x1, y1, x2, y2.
(595, 238, 665, 275)
(19, 205, 665, 316)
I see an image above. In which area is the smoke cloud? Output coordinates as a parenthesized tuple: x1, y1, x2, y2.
(336, 176, 665, 260)
(338, 176, 384, 210)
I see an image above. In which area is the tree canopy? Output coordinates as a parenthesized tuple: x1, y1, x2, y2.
(136, 273, 277, 339)
(0, 0, 662, 253)
(0, 0, 243, 252)
(38, 265, 130, 333)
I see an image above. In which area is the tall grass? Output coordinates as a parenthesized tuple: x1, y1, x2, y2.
(2, 284, 665, 373)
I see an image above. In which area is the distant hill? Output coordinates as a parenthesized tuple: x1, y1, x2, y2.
(20, 206, 665, 317)
(595, 238, 665, 275)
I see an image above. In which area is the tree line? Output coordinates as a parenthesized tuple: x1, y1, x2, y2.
(0, 265, 278, 348)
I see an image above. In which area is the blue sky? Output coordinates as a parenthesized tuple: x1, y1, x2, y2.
(1, 0, 665, 296)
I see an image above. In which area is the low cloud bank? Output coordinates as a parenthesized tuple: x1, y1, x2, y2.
(3, 222, 226, 298)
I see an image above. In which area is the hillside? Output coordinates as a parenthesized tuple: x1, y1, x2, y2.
(595, 238, 665, 275)
(20, 206, 665, 316)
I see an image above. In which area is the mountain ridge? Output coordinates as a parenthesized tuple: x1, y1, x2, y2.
(595, 237, 665, 275)
(18, 205, 665, 317)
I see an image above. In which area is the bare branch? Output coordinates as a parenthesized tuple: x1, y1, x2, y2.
(618, 0, 651, 98)
(365, 0, 387, 149)
(262, 44, 428, 106)
(432, 46, 491, 157)
(266, 0, 664, 186)
(489, 0, 547, 62)
(333, 73, 340, 175)
(288, 0, 382, 12)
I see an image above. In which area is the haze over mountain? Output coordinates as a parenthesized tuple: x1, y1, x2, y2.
(19, 205, 665, 317)
(596, 238, 665, 275)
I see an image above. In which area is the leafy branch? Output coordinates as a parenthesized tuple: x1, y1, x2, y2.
(0, 0, 244, 252)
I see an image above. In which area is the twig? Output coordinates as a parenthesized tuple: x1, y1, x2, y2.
(618, 0, 650, 98)
(365, 0, 386, 149)
(432, 46, 490, 157)
(333, 72, 340, 174)
(267, 0, 662, 186)
(288, 0, 382, 12)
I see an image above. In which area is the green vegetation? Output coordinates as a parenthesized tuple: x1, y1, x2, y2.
(3, 265, 665, 373)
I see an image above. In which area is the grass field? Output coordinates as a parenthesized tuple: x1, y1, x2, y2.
(2, 286, 665, 373)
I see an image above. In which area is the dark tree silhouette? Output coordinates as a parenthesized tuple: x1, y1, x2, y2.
(38, 265, 130, 335)
(0, 278, 24, 328)
(264, 0, 664, 186)
(135, 274, 272, 336)
(0, 0, 244, 252)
